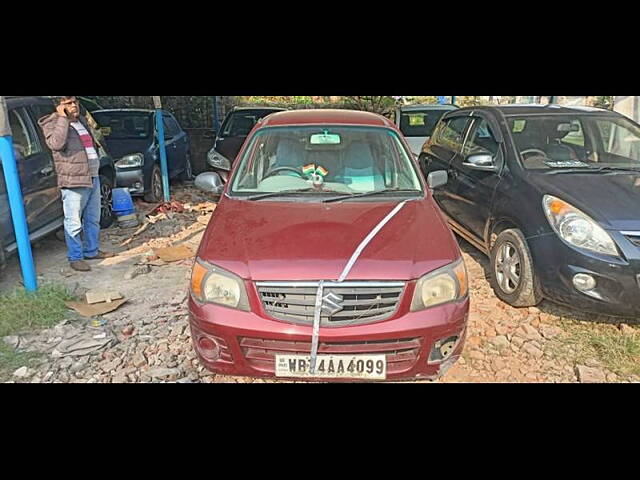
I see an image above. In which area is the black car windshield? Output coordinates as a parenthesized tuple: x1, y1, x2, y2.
(230, 126, 423, 198)
(399, 109, 450, 137)
(220, 110, 280, 137)
(508, 114, 640, 171)
(92, 112, 152, 139)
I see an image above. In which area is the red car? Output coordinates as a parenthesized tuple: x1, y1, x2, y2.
(189, 109, 469, 381)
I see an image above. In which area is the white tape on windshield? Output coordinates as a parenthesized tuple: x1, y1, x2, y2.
(337, 201, 408, 283)
(309, 280, 324, 374)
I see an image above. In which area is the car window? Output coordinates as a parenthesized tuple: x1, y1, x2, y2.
(9, 108, 41, 158)
(31, 103, 55, 123)
(163, 115, 180, 137)
(231, 126, 422, 196)
(464, 118, 500, 157)
(560, 119, 585, 148)
(222, 113, 259, 137)
(93, 112, 152, 139)
(399, 110, 449, 138)
(435, 117, 471, 153)
(596, 119, 640, 160)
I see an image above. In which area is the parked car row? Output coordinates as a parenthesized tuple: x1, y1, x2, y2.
(1, 96, 117, 271)
(189, 104, 640, 382)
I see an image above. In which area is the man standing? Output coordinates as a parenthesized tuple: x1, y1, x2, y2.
(38, 96, 113, 272)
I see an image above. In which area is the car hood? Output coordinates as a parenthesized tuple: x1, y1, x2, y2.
(102, 138, 153, 160)
(197, 197, 459, 281)
(526, 170, 640, 231)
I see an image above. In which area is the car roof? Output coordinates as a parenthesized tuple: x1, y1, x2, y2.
(399, 104, 459, 111)
(93, 109, 156, 114)
(260, 109, 395, 128)
(232, 106, 286, 112)
(5, 96, 54, 105)
(449, 104, 616, 116)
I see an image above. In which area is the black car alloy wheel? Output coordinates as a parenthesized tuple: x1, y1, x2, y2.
(99, 174, 114, 229)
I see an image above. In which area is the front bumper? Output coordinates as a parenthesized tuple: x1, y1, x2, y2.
(188, 293, 469, 382)
(528, 232, 640, 317)
(115, 167, 145, 195)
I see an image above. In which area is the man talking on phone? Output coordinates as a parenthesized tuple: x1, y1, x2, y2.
(38, 96, 114, 272)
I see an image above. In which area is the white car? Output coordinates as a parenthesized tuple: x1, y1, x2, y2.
(395, 104, 459, 156)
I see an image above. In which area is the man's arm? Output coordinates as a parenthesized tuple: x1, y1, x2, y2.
(43, 115, 71, 151)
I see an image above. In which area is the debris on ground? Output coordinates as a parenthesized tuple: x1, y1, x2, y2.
(153, 245, 195, 263)
(85, 290, 124, 305)
(66, 299, 127, 318)
(124, 264, 152, 280)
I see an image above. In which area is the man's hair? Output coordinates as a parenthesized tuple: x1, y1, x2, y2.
(55, 96, 76, 104)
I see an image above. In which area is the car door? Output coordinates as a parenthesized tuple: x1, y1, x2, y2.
(168, 115, 189, 172)
(446, 114, 504, 240)
(162, 112, 182, 177)
(7, 106, 60, 237)
(422, 115, 473, 215)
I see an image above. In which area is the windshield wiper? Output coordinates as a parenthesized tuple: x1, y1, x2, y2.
(322, 189, 422, 203)
(245, 188, 338, 201)
(548, 166, 640, 175)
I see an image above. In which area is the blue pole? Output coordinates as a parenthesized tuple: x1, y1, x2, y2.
(0, 135, 38, 292)
(154, 109, 170, 203)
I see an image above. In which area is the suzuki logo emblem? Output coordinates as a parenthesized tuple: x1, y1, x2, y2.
(320, 291, 344, 316)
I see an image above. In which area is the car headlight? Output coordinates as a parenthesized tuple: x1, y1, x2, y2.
(115, 153, 144, 168)
(207, 150, 231, 170)
(542, 195, 618, 256)
(190, 259, 250, 311)
(410, 258, 468, 311)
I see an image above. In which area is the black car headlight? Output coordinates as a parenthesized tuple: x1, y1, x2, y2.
(115, 153, 144, 168)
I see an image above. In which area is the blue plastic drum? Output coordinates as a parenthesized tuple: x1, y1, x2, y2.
(112, 188, 136, 217)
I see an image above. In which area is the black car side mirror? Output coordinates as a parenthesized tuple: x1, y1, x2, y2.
(427, 170, 448, 189)
(463, 153, 497, 172)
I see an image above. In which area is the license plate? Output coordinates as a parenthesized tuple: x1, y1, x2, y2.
(275, 354, 387, 380)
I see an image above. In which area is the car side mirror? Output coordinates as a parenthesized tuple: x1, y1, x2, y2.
(195, 172, 224, 195)
(427, 170, 448, 189)
(463, 153, 497, 171)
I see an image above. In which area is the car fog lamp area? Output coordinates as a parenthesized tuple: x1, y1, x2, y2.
(197, 336, 220, 361)
(428, 336, 460, 364)
(573, 273, 597, 292)
(542, 195, 619, 256)
(410, 259, 468, 311)
(190, 259, 250, 311)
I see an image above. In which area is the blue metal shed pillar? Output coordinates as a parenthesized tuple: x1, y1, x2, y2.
(0, 96, 37, 291)
(152, 96, 171, 203)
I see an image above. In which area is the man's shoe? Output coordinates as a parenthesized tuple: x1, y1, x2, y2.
(70, 260, 91, 272)
(86, 251, 116, 260)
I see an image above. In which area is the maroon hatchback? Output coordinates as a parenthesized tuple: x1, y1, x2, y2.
(189, 109, 469, 381)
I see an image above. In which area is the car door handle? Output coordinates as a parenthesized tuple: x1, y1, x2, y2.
(40, 166, 54, 177)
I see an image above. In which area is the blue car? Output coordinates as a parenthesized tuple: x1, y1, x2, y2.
(93, 109, 192, 203)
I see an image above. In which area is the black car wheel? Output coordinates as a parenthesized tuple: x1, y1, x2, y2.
(179, 152, 193, 181)
(99, 174, 114, 229)
(489, 228, 542, 307)
(144, 164, 164, 203)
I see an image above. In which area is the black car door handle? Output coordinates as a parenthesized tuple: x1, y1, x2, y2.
(40, 166, 54, 177)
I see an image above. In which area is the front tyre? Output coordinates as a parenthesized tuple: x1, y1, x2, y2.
(489, 228, 542, 307)
(99, 174, 114, 229)
(144, 164, 164, 203)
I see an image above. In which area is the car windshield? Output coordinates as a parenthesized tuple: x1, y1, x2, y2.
(220, 110, 279, 137)
(92, 112, 152, 139)
(230, 126, 423, 199)
(508, 114, 640, 171)
(399, 109, 450, 137)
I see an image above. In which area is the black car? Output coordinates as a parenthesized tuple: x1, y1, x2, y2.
(421, 104, 640, 317)
(1, 97, 117, 271)
(206, 107, 285, 172)
(92, 109, 192, 203)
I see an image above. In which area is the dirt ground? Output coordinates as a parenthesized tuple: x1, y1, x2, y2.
(2, 185, 638, 383)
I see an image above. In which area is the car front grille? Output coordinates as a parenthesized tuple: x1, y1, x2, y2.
(239, 336, 422, 375)
(256, 281, 406, 327)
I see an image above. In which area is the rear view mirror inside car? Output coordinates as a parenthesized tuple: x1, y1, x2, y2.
(557, 123, 580, 132)
(310, 132, 341, 145)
